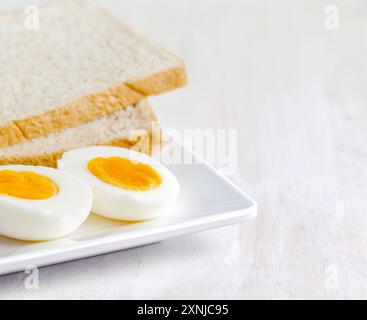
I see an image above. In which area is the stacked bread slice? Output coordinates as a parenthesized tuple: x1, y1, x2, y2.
(0, 0, 187, 166)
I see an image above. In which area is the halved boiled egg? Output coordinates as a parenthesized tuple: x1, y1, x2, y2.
(0, 165, 93, 241)
(58, 146, 180, 221)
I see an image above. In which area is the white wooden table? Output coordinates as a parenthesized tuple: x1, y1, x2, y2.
(0, 0, 366, 299)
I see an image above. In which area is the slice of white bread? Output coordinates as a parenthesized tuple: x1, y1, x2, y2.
(0, 0, 186, 148)
(0, 100, 161, 168)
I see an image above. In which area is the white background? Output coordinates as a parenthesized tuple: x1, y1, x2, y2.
(1, 0, 367, 299)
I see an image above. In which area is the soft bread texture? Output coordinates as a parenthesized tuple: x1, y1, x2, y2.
(0, 0, 186, 147)
(0, 100, 162, 168)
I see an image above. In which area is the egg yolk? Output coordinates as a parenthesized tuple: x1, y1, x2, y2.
(0, 170, 59, 200)
(88, 156, 162, 191)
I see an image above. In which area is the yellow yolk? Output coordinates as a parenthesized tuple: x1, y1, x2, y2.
(88, 157, 162, 191)
(0, 170, 59, 200)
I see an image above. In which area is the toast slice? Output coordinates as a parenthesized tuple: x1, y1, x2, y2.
(0, 0, 186, 148)
(0, 100, 162, 168)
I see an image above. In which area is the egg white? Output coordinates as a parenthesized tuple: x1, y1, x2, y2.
(0, 165, 93, 241)
(58, 146, 180, 221)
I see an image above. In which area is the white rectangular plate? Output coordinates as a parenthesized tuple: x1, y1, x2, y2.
(0, 140, 257, 276)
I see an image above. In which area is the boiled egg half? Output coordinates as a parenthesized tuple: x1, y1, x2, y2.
(0, 165, 93, 241)
(58, 146, 180, 221)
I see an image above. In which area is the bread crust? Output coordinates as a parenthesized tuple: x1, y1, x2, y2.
(0, 98, 164, 168)
(126, 63, 187, 96)
(0, 63, 186, 148)
(0, 133, 162, 168)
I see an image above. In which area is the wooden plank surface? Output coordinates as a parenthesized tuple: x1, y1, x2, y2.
(0, 0, 366, 299)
